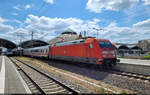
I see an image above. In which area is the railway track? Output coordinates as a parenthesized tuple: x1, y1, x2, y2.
(108, 69, 150, 82)
(25, 57, 150, 83)
(54, 59, 150, 82)
(79, 63, 150, 83)
(10, 57, 78, 94)
(66, 61, 150, 82)
(11, 57, 150, 93)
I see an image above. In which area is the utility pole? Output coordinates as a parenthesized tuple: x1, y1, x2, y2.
(31, 31, 34, 48)
(38, 33, 48, 46)
(93, 28, 103, 38)
(16, 31, 25, 56)
(84, 31, 86, 37)
(31, 31, 34, 41)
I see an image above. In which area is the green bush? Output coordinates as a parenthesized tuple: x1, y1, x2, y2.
(117, 55, 121, 58)
(144, 52, 150, 59)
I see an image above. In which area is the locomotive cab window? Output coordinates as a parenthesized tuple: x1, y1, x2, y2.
(89, 43, 93, 48)
(99, 42, 113, 48)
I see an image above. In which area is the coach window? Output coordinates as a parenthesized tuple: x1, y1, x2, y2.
(90, 43, 93, 48)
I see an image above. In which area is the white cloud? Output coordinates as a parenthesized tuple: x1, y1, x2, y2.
(142, 0, 150, 5)
(0, 17, 14, 33)
(11, 20, 22, 24)
(133, 19, 150, 29)
(11, 13, 18, 16)
(44, 0, 54, 4)
(25, 14, 83, 34)
(25, 4, 32, 10)
(102, 22, 138, 43)
(1, 14, 150, 44)
(101, 19, 150, 43)
(23, 14, 150, 43)
(13, 5, 20, 10)
(23, 15, 103, 41)
(0, 23, 14, 33)
(86, 0, 139, 13)
(0, 17, 7, 23)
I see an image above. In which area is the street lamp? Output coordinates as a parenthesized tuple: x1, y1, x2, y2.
(92, 27, 103, 38)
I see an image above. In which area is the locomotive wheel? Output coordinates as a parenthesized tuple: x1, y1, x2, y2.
(109, 64, 112, 68)
(103, 63, 109, 70)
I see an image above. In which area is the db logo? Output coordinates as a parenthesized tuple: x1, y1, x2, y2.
(64, 50, 66, 54)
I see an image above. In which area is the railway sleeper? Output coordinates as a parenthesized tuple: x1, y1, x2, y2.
(27, 82, 34, 86)
(30, 87, 38, 90)
(39, 81, 56, 85)
(45, 89, 67, 94)
(28, 85, 36, 88)
(39, 80, 53, 83)
(39, 78, 52, 81)
(41, 84, 59, 89)
(39, 83, 57, 86)
(37, 82, 57, 87)
(32, 90, 41, 93)
(43, 86, 63, 92)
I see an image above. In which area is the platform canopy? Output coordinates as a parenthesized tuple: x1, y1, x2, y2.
(20, 40, 49, 48)
(0, 38, 17, 49)
(118, 45, 129, 49)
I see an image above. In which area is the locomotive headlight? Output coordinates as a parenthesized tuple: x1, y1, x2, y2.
(113, 54, 116, 57)
(103, 54, 106, 57)
(102, 51, 115, 54)
(110, 51, 115, 54)
(102, 51, 108, 54)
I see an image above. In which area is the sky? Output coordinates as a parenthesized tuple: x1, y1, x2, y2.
(0, 0, 150, 44)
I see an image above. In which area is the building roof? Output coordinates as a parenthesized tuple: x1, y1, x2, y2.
(20, 40, 49, 48)
(139, 39, 150, 43)
(0, 38, 16, 49)
(113, 43, 141, 49)
(49, 29, 80, 44)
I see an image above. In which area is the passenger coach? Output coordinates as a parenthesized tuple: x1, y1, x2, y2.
(23, 45, 50, 58)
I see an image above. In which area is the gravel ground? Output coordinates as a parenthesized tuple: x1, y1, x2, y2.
(103, 74, 150, 94)
(41, 59, 150, 94)
(21, 59, 93, 94)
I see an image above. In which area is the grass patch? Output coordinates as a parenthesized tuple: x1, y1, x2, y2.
(144, 52, 150, 59)
(117, 55, 121, 58)
(121, 90, 128, 94)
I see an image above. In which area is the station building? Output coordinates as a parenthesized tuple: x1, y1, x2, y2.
(114, 43, 142, 57)
(138, 39, 150, 52)
(49, 29, 82, 45)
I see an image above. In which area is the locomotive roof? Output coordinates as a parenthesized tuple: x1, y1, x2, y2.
(24, 45, 50, 50)
(55, 39, 85, 47)
(96, 39, 110, 42)
(54, 38, 111, 47)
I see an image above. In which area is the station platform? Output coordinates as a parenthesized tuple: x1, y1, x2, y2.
(0, 56, 31, 94)
(119, 58, 150, 66)
(113, 58, 150, 76)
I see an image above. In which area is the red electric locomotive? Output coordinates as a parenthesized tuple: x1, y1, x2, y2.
(50, 38, 117, 66)
(23, 38, 118, 67)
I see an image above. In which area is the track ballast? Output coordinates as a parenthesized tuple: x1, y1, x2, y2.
(10, 57, 78, 94)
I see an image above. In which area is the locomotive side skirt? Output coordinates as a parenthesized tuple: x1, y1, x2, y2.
(51, 55, 98, 64)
